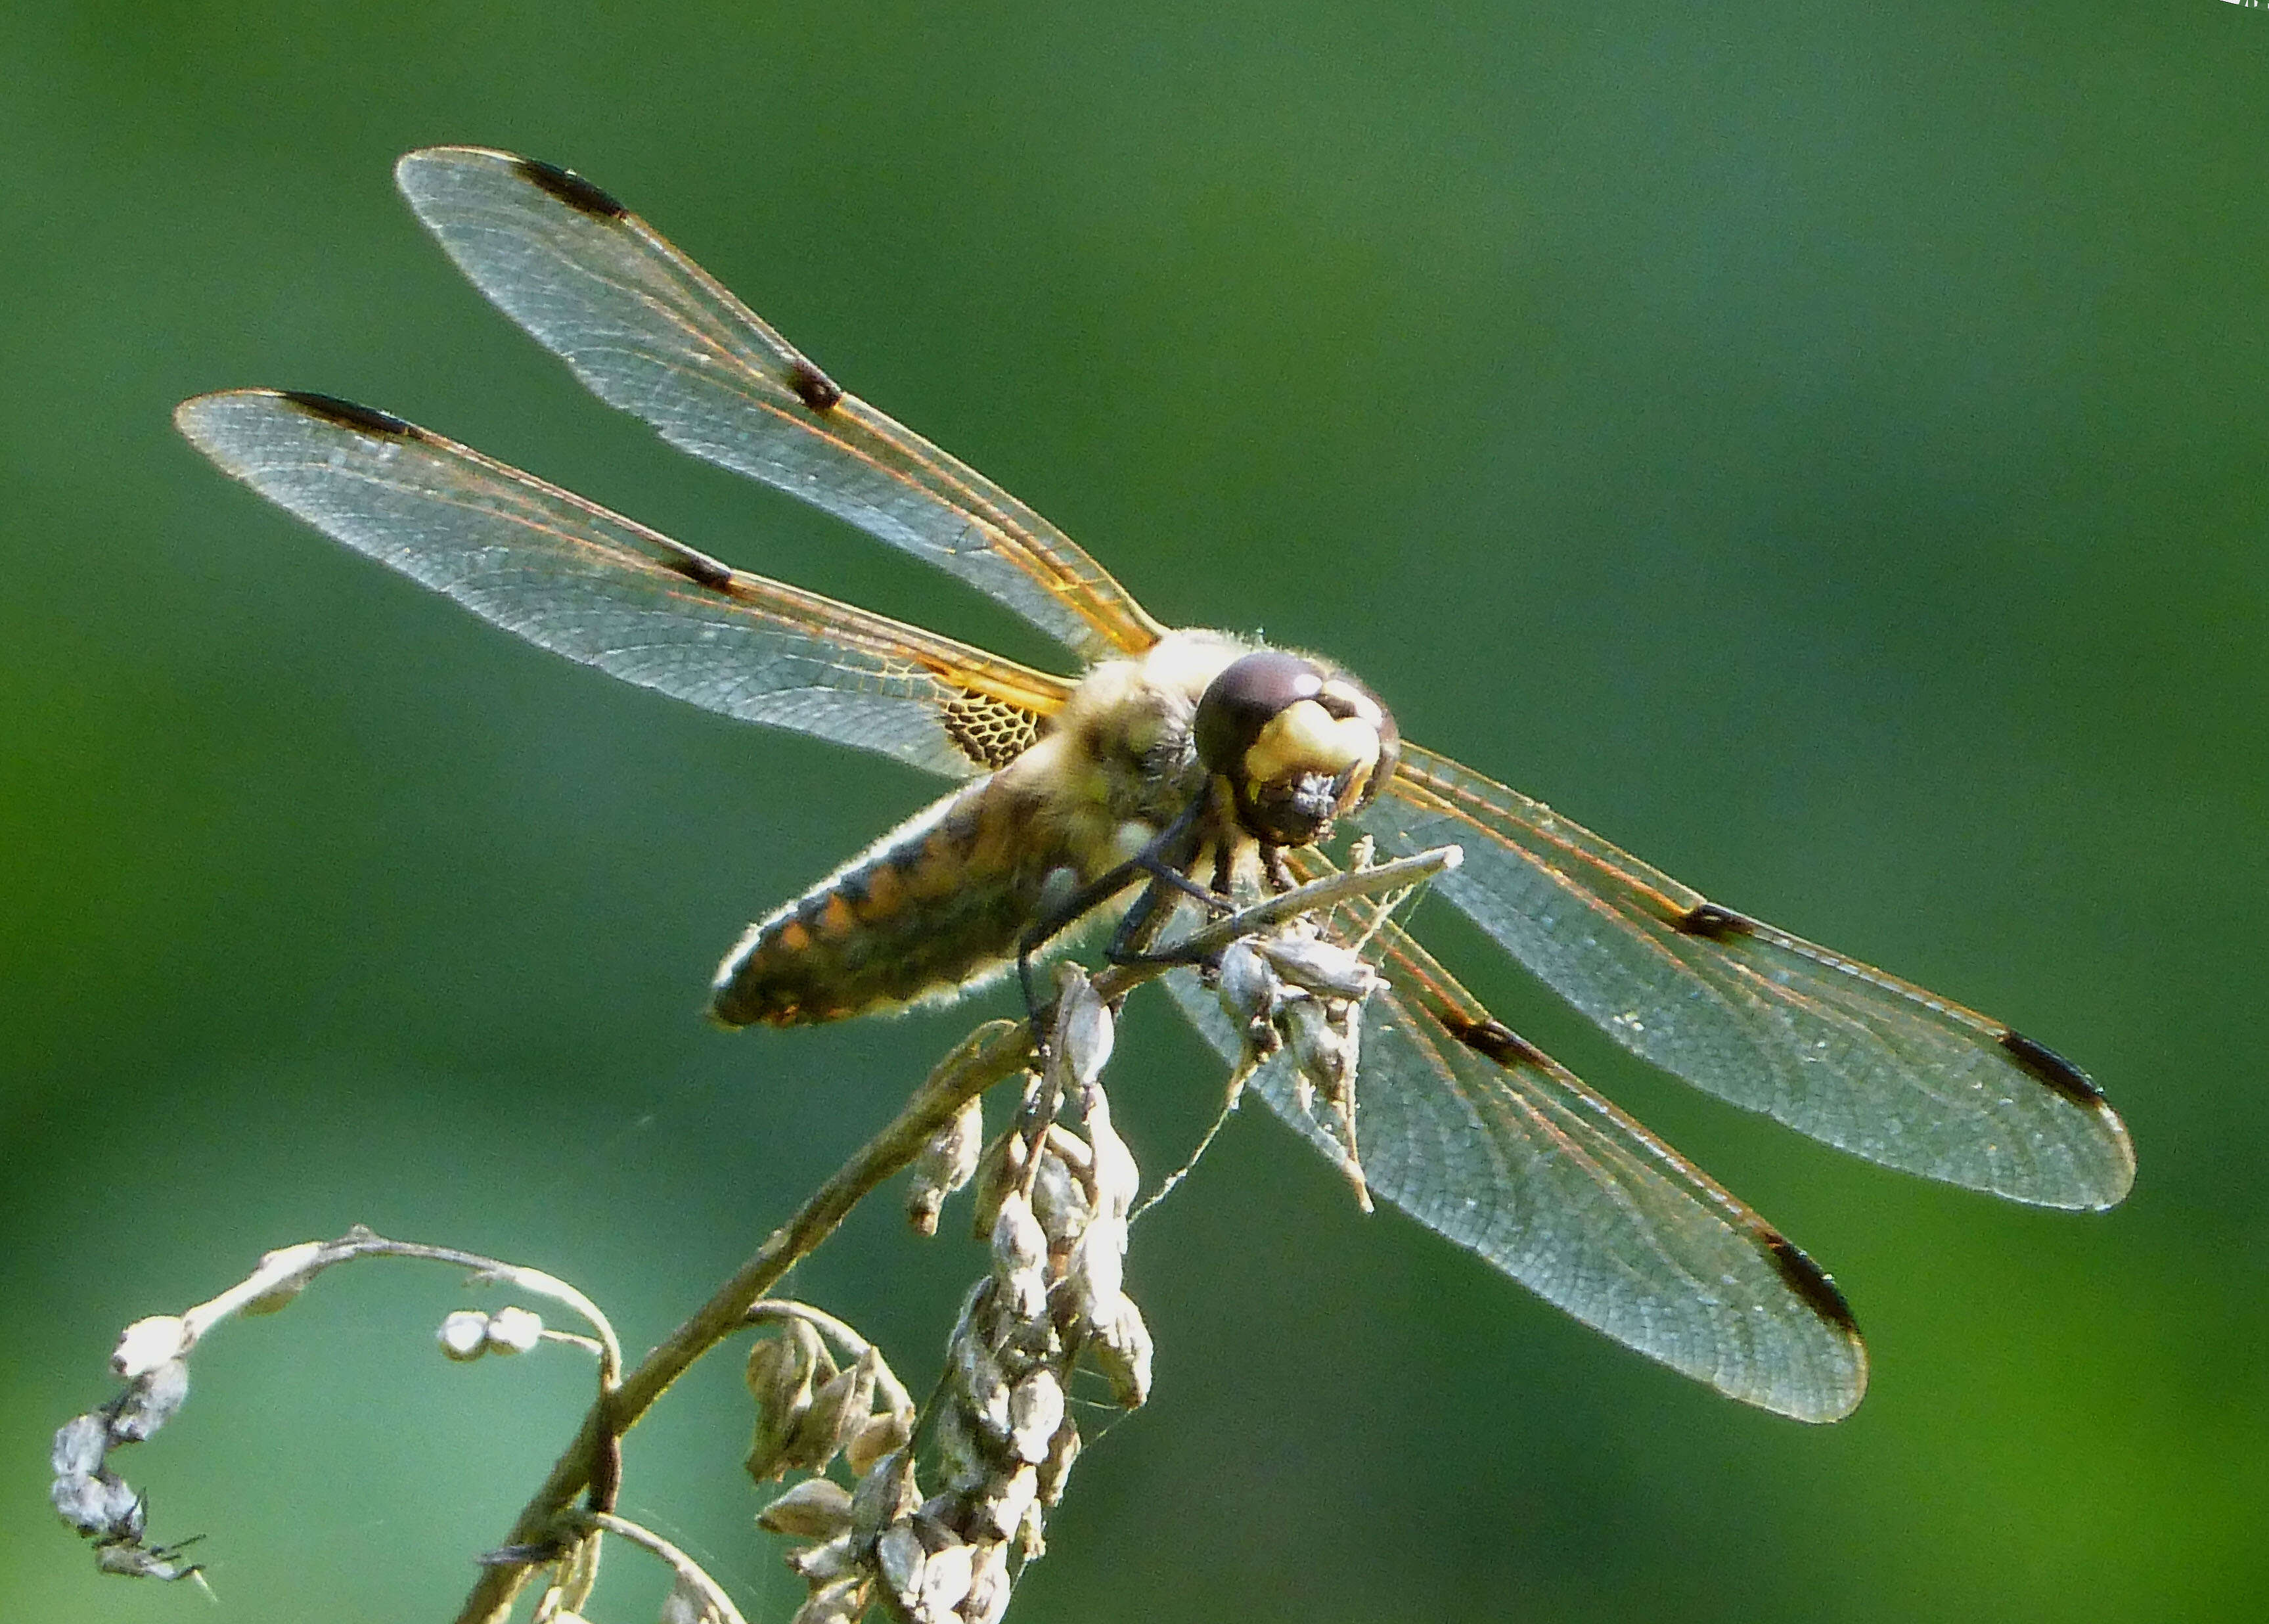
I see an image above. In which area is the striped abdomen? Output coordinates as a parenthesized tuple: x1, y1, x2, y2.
(709, 773, 1070, 1027)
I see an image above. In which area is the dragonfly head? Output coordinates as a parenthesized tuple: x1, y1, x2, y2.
(1193, 650, 1400, 847)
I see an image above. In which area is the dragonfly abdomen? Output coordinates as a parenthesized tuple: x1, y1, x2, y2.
(709, 773, 1066, 1027)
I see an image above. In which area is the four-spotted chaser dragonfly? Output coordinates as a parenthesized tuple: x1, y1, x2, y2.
(177, 148, 2134, 1424)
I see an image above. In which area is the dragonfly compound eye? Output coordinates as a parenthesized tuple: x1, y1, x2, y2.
(1194, 650, 1399, 846)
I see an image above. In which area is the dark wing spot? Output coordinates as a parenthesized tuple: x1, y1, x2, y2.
(1764, 1234, 1863, 1340)
(280, 392, 416, 439)
(940, 689, 1043, 770)
(658, 547, 736, 591)
(511, 156, 628, 219)
(1673, 902, 1756, 940)
(1997, 1029, 2110, 1108)
(787, 359, 845, 413)
(1433, 1010, 1550, 1070)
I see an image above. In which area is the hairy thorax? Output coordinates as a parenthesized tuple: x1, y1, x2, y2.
(710, 631, 1255, 1026)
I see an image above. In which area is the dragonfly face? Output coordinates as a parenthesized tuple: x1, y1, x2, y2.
(176, 148, 2135, 1425)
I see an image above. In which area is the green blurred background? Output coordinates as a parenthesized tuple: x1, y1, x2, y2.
(7, 3, 2266, 1620)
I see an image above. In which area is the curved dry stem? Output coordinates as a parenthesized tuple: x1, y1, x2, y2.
(449, 846, 1458, 1624)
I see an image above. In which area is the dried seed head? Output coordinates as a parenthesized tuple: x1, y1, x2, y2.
(1066, 1216, 1128, 1329)
(109, 1358, 189, 1441)
(968, 1462, 1038, 1544)
(908, 1095, 985, 1237)
(1054, 970, 1115, 1090)
(483, 1305, 544, 1355)
(1216, 939, 1276, 1034)
(1257, 933, 1383, 1002)
(1028, 1148, 1092, 1250)
(1006, 1370, 1066, 1466)
(1036, 1412, 1081, 1507)
(1089, 1295, 1154, 1409)
(874, 1521, 927, 1613)
(788, 1531, 863, 1585)
(989, 1192, 1050, 1320)
(962, 1539, 1013, 1624)
(745, 1320, 829, 1481)
(112, 1317, 189, 1380)
(915, 1536, 976, 1619)
(789, 1576, 869, 1624)
(758, 1477, 855, 1541)
(967, 1129, 1026, 1242)
(849, 1448, 920, 1541)
(846, 1409, 914, 1479)
(438, 1309, 491, 1362)
(1081, 1091, 1140, 1221)
(51, 1414, 108, 1479)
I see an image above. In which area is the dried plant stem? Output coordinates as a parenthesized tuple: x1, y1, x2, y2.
(450, 846, 1458, 1624)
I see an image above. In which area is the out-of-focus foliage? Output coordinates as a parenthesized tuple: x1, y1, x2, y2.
(5, 4, 2264, 1621)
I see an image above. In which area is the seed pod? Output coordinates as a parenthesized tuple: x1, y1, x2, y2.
(110, 1357, 190, 1440)
(846, 1408, 915, 1479)
(875, 1521, 928, 1613)
(51, 1414, 107, 1478)
(1037, 1412, 1081, 1507)
(484, 1305, 545, 1355)
(1089, 1296, 1154, 1409)
(438, 1310, 491, 1362)
(1007, 1370, 1066, 1466)
(908, 1095, 985, 1237)
(112, 1316, 190, 1380)
(962, 1540, 1014, 1624)
(758, 1477, 855, 1541)
(915, 1537, 975, 1620)
(989, 1192, 1050, 1320)
(969, 1462, 1038, 1544)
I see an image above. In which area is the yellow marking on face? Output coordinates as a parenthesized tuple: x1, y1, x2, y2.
(1242, 699, 1382, 790)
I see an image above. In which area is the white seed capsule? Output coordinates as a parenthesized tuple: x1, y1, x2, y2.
(971, 1462, 1039, 1543)
(1008, 1370, 1066, 1466)
(1067, 1217, 1127, 1328)
(915, 1537, 975, 1619)
(989, 1192, 1050, 1319)
(110, 1358, 189, 1440)
(112, 1315, 190, 1379)
(962, 1541, 1014, 1624)
(51, 1414, 107, 1478)
(1090, 1296, 1154, 1409)
(437, 1310, 491, 1362)
(1257, 934, 1382, 1001)
(875, 1522, 928, 1611)
(483, 1305, 544, 1355)
(1055, 972, 1115, 1090)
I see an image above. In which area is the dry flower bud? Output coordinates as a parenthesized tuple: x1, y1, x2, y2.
(916, 1535, 975, 1619)
(745, 1320, 828, 1479)
(1054, 972, 1115, 1089)
(1007, 1370, 1066, 1466)
(438, 1310, 491, 1362)
(931, 1393, 991, 1495)
(969, 1462, 1037, 1544)
(1037, 1413, 1081, 1506)
(850, 1448, 918, 1540)
(951, 1326, 1012, 1444)
(1082, 1094, 1140, 1221)
(1089, 1296, 1154, 1409)
(875, 1521, 928, 1612)
(1216, 939, 1275, 1031)
(758, 1476, 855, 1540)
(909, 1096, 985, 1236)
(110, 1358, 190, 1441)
(51, 1414, 108, 1478)
(962, 1540, 1013, 1624)
(1067, 1215, 1128, 1326)
(484, 1305, 545, 1355)
(847, 1407, 914, 1477)
(967, 1129, 1025, 1241)
(989, 1193, 1049, 1319)
(1257, 934, 1382, 1001)
(1028, 1151, 1091, 1248)
(788, 1531, 863, 1585)
(51, 1468, 138, 1537)
(791, 1576, 869, 1624)
(792, 1352, 877, 1470)
(112, 1316, 189, 1380)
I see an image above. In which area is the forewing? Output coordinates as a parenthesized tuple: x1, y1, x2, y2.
(1358, 745, 2135, 1209)
(1163, 911, 1867, 1422)
(392, 146, 1166, 664)
(175, 390, 1070, 778)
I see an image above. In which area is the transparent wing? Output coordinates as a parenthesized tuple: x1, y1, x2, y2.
(175, 390, 1071, 779)
(392, 145, 1166, 664)
(1163, 907, 1867, 1422)
(1357, 745, 2136, 1209)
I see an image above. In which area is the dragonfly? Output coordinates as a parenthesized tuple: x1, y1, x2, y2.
(176, 147, 2134, 1426)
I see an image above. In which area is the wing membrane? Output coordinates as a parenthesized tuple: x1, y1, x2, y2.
(392, 146, 1165, 663)
(1163, 904, 1867, 1422)
(1359, 746, 2135, 1209)
(175, 390, 1071, 778)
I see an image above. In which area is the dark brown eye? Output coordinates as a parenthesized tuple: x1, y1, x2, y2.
(1193, 651, 1324, 775)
